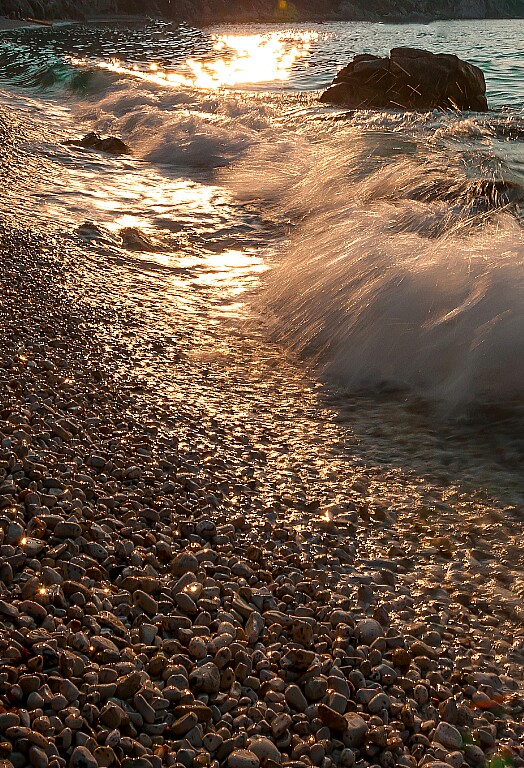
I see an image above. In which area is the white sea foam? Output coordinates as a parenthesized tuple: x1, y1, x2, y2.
(79, 82, 284, 168)
(227, 131, 524, 405)
(77, 78, 524, 407)
(2, 22, 524, 408)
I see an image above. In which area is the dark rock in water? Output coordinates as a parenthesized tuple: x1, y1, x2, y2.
(466, 178, 524, 211)
(64, 132, 131, 155)
(120, 227, 157, 252)
(320, 48, 488, 111)
(409, 176, 524, 211)
(490, 123, 524, 141)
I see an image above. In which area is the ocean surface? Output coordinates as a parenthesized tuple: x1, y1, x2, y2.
(1, 18, 524, 504)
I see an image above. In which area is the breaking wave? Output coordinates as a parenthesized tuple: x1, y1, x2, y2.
(1, 19, 524, 407)
(228, 129, 524, 406)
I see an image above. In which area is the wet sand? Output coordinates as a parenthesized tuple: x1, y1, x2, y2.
(0, 104, 523, 768)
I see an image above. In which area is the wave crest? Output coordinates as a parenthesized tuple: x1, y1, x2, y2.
(228, 130, 524, 406)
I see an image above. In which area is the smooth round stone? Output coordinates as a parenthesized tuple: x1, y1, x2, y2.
(293, 621, 314, 646)
(355, 688, 376, 705)
(413, 685, 429, 705)
(62, 561, 86, 581)
(425, 764, 461, 768)
(0, 713, 21, 729)
(330, 609, 355, 627)
(59, 727, 73, 750)
(8, 754, 27, 768)
(93, 747, 117, 768)
(195, 519, 216, 538)
(6, 521, 24, 544)
(88, 455, 106, 468)
(64, 712, 83, 729)
(116, 671, 142, 699)
(175, 591, 198, 614)
(189, 662, 220, 694)
(203, 732, 223, 752)
(245, 612, 264, 644)
(28, 746, 48, 768)
(134, 694, 155, 724)
(303, 676, 328, 701)
(342, 715, 368, 748)
(464, 745, 486, 766)
(247, 737, 282, 763)
(177, 749, 197, 767)
(54, 521, 82, 538)
(26, 691, 44, 711)
(70, 746, 98, 768)
(340, 749, 355, 768)
(317, 703, 347, 731)
(133, 590, 158, 616)
(105, 729, 120, 748)
(99, 702, 124, 729)
(23, 538, 45, 556)
(172, 552, 198, 576)
(327, 691, 348, 714)
(367, 693, 390, 714)
(309, 744, 325, 766)
(171, 713, 198, 737)
(372, 663, 397, 684)
(59, 679, 80, 702)
(271, 713, 292, 739)
(355, 619, 383, 645)
(228, 750, 260, 768)
(446, 752, 465, 768)
(188, 636, 207, 660)
(186, 725, 204, 748)
(18, 600, 47, 621)
(138, 623, 158, 645)
(432, 722, 463, 750)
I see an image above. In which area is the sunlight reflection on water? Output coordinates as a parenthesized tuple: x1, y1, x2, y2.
(73, 30, 317, 89)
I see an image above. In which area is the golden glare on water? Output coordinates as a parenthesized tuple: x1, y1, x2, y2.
(77, 30, 317, 89)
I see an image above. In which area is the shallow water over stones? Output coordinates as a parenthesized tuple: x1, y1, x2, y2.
(1, 20, 524, 768)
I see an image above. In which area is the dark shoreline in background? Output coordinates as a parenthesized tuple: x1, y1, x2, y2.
(1, 0, 524, 26)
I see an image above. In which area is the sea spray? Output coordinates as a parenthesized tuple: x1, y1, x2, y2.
(227, 129, 524, 406)
(2, 19, 524, 409)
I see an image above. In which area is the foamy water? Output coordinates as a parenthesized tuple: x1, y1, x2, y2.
(0, 18, 523, 415)
(3, 19, 524, 670)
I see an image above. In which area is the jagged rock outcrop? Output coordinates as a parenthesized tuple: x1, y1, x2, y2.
(335, 0, 524, 20)
(0, 0, 115, 20)
(320, 48, 488, 112)
(64, 132, 131, 154)
(0, 0, 523, 22)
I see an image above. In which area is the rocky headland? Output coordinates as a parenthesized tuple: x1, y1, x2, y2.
(0, 0, 524, 24)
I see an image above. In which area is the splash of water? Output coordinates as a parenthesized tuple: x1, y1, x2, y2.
(227, 129, 524, 406)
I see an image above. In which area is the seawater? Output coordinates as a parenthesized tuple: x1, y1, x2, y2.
(1, 18, 524, 501)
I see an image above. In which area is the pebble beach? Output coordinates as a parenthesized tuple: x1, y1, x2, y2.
(1, 23, 524, 768)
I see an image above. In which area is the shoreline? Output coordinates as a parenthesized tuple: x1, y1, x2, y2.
(1, 92, 524, 768)
(1, 12, 524, 32)
(0, 16, 42, 28)
(0, 14, 149, 30)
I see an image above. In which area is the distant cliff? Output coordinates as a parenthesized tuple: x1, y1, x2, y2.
(1, 0, 523, 23)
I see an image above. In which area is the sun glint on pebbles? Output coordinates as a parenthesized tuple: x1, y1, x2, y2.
(0, 222, 523, 768)
(0, 103, 523, 768)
